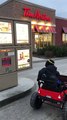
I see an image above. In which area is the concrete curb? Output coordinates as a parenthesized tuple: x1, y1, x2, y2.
(0, 89, 32, 107)
(0, 78, 35, 107)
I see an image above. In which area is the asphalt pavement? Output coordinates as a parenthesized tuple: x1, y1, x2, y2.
(0, 57, 67, 120)
(0, 56, 44, 107)
(0, 56, 46, 107)
(0, 56, 67, 107)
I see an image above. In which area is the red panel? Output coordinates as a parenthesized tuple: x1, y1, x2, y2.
(38, 88, 64, 101)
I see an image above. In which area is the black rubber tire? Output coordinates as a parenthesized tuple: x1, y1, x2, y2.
(62, 101, 67, 120)
(30, 92, 42, 109)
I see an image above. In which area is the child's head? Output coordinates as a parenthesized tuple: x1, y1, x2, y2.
(45, 59, 54, 67)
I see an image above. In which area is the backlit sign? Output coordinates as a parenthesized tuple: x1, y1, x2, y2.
(23, 7, 51, 21)
(0, 21, 12, 44)
(15, 23, 29, 44)
(17, 49, 30, 69)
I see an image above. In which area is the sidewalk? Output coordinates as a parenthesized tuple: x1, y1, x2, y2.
(0, 77, 34, 107)
(32, 57, 45, 63)
(32, 56, 67, 63)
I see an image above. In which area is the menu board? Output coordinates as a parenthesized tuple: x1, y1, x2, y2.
(15, 23, 29, 44)
(17, 49, 30, 69)
(0, 21, 12, 44)
(2, 57, 11, 67)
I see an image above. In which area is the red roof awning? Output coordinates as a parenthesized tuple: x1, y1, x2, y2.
(31, 25, 56, 33)
(45, 26, 56, 33)
(63, 27, 67, 33)
(50, 26, 56, 33)
(35, 25, 40, 32)
(34, 25, 44, 32)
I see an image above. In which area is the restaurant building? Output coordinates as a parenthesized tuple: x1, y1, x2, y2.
(0, 0, 56, 52)
(55, 17, 67, 46)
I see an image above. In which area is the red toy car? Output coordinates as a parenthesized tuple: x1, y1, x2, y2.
(30, 75, 67, 120)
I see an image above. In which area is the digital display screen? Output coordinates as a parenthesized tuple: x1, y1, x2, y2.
(15, 23, 29, 44)
(17, 49, 30, 69)
(0, 21, 13, 44)
(2, 57, 11, 67)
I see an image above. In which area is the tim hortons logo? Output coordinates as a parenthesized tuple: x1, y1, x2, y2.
(23, 7, 51, 21)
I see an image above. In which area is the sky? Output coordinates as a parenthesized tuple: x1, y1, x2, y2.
(0, 0, 67, 18)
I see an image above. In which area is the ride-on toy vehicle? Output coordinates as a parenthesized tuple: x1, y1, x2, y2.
(30, 75, 67, 120)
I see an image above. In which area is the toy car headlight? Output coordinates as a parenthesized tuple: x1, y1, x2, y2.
(58, 95, 61, 99)
(38, 89, 40, 93)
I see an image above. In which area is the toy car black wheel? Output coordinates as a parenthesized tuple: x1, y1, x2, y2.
(62, 101, 67, 120)
(30, 92, 42, 109)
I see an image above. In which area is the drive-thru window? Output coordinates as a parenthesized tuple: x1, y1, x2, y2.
(0, 18, 32, 91)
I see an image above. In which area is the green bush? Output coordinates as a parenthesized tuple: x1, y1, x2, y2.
(35, 45, 67, 57)
(37, 48, 45, 55)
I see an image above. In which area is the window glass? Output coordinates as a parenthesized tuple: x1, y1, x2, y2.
(35, 33, 52, 49)
(17, 49, 30, 69)
(62, 33, 67, 43)
(0, 21, 12, 44)
(15, 23, 29, 44)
